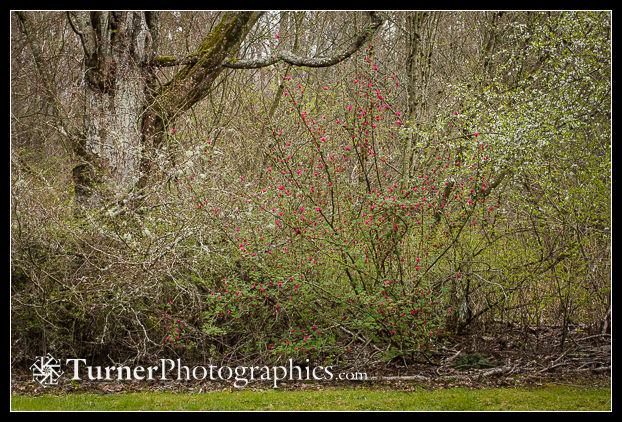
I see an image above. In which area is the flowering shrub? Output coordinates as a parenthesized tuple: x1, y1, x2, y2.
(174, 49, 503, 364)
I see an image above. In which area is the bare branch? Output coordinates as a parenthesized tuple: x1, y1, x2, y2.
(14, 12, 80, 142)
(225, 11, 383, 68)
(150, 12, 384, 70)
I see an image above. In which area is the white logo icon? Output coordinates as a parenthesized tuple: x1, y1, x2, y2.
(30, 353, 63, 386)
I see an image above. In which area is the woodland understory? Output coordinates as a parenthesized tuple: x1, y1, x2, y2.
(11, 11, 611, 386)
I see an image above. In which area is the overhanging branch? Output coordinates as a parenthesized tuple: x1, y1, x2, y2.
(226, 11, 383, 68)
(151, 12, 384, 69)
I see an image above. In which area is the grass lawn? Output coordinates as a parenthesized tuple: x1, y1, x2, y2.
(11, 385, 611, 411)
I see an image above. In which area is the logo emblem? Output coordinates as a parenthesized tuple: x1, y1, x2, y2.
(30, 353, 63, 386)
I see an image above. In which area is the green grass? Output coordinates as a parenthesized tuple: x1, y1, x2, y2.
(11, 385, 611, 411)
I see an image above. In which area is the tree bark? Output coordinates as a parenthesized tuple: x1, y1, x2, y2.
(66, 11, 161, 205)
(401, 12, 439, 189)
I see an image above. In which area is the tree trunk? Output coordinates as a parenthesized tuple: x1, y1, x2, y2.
(68, 11, 162, 206)
(83, 55, 151, 189)
(401, 12, 439, 188)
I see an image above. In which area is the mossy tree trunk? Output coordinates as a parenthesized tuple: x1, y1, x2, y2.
(65, 11, 263, 207)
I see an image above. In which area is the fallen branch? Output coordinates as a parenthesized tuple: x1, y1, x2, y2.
(481, 365, 514, 377)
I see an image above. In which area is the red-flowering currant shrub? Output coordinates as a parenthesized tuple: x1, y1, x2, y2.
(177, 47, 502, 364)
